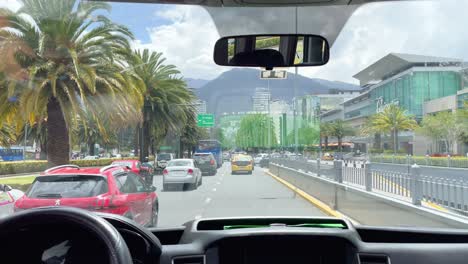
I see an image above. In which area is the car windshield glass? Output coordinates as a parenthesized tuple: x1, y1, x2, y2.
(168, 160, 192, 167)
(158, 154, 171, 160)
(112, 161, 133, 168)
(1, 0, 468, 230)
(27, 176, 108, 198)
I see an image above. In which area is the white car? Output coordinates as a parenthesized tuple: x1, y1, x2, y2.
(254, 154, 268, 164)
(156, 153, 174, 169)
(163, 159, 202, 191)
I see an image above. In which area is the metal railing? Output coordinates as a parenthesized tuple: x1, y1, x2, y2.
(270, 157, 468, 215)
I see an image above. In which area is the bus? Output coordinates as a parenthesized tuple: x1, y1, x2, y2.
(0, 147, 24, 161)
(195, 140, 222, 168)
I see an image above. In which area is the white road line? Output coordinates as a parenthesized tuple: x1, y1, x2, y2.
(212, 188, 217, 192)
(194, 215, 202, 219)
(205, 197, 212, 204)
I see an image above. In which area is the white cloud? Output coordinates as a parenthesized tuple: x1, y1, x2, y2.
(133, 6, 226, 80)
(0, 0, 22, 12)
(134, 1, 468, 84)
(300, 0, 468, 84)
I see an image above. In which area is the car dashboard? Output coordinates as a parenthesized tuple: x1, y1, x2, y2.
(3, 214, 468, 264)
(149, 217, 468, 264)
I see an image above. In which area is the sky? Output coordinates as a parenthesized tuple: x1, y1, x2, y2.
(3, 0, 468, 84)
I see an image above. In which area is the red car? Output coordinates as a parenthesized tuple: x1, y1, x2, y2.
(14, 164, 159, 227)
(111, 160, 142, 175)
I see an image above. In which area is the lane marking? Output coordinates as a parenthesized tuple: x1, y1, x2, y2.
(205, 197, 212, 204)
(212, 188, 217, 192)
(265, 171, 344, 218)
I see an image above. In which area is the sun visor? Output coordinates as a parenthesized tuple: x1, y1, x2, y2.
(205, 5, 358, 47)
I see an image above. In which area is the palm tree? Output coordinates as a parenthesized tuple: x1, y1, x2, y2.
(128, 49, 195, 159)
(320, 122, 333, 151)
(328, 120, 354, 153)
(0, 0, 142, 166)
(362, 104, 418, 154)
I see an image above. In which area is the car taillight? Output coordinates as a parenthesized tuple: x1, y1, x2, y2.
(210, 159, 215, 165)
(93, 196, 115, 210)
(163, 169, 168, 175)
(187, 169, 194, 174)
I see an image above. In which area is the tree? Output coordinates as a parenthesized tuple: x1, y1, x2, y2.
(0, 0, 141, 166)
(361, 105, 418, 154)
(320, 122, 333, 150)
(328, 120, 354, 152)
(418, 111, 466, 154)
(0, 125, 15, 147)
(128, 49, 195, 160)
(235, 114, 277, 150)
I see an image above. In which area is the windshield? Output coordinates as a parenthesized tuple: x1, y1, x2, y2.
(27, 176, 108, 198)
(1, 0, 468, 229)
(112, 161, 133, 168)
(157, 154, 171, 161)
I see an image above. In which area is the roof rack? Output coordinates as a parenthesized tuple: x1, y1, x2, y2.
(100, 164, 130, 173)
(44, 164, 80, 173)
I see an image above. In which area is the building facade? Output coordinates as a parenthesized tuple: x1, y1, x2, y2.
(321, 53, 467, 155)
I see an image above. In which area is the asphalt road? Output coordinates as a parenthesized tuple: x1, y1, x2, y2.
(153, 162, 326, 227)
(0, 162, 326, 225)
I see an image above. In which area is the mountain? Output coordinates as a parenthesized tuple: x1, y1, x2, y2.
(195, 68, 361, 117)
(185, 78, 210, 89)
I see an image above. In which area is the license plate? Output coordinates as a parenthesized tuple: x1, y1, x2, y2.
(171, 171, 186, 176)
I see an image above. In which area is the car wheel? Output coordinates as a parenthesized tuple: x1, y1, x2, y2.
(231, 171, 235, 175)
(149, 202, 158, 227)
(163, 183, 169, 191)
(248, 171, 253, 175)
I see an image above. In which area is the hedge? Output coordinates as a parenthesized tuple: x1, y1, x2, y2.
(0, 157, 139, 176)
(370, 155, 468, 168)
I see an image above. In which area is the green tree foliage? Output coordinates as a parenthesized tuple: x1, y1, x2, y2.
(328, 120, 354, 152)
(418, 111, 467, 154)
(127, 49, 195, 158)
(286, 126, 319, 147)
(319, 122, 333, 149)
(0, 0, 141, 166)
(235, 114, 277, 149)
(362, 104, 418, 154)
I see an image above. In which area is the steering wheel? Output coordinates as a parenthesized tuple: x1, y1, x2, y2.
(0, 207, 133, 264)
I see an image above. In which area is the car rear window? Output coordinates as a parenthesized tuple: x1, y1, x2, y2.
(27, 175, 108, 198)
(168, 160, 192, 167)
(158, 154, 171, 160)
(194, 154, 212, 161)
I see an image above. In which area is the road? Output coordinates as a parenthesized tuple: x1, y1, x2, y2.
(0, 162, 326, 225)
(153, 162, 326, 227)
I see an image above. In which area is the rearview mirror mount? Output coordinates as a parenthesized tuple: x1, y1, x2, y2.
(214, 34, 329, 70)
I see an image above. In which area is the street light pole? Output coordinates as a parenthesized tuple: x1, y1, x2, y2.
(267, 79, 271, 152)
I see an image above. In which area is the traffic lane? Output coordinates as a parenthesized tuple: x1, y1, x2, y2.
(153, 164, 229, 227)
(201, 165, 327, 218)
(371, 163, 468, 180)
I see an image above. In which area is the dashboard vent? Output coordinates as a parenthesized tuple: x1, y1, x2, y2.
(358, 254, 389, 264)
(173, 255, 205, 264)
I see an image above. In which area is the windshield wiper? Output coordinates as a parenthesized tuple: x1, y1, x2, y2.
(36, 193, 62, 198)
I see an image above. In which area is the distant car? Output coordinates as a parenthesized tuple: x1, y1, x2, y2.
(193, 153, 217, 176)
(163, 159, 202, 190)
(231, 154, 254, 174)
(14, 164, 159, 227)
(254, 153, 268, 164)
(156, 153, 174, 170)
(83, 155, 99, 160)
(111, 160, 142, 175)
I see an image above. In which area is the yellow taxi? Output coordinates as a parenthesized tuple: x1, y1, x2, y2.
(231, 154, 254, 175)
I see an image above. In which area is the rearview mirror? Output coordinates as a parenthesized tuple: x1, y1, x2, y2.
(214, 34, 329, 70)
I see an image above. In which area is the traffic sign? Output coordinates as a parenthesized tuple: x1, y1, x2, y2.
(197, 114, 215, 127)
